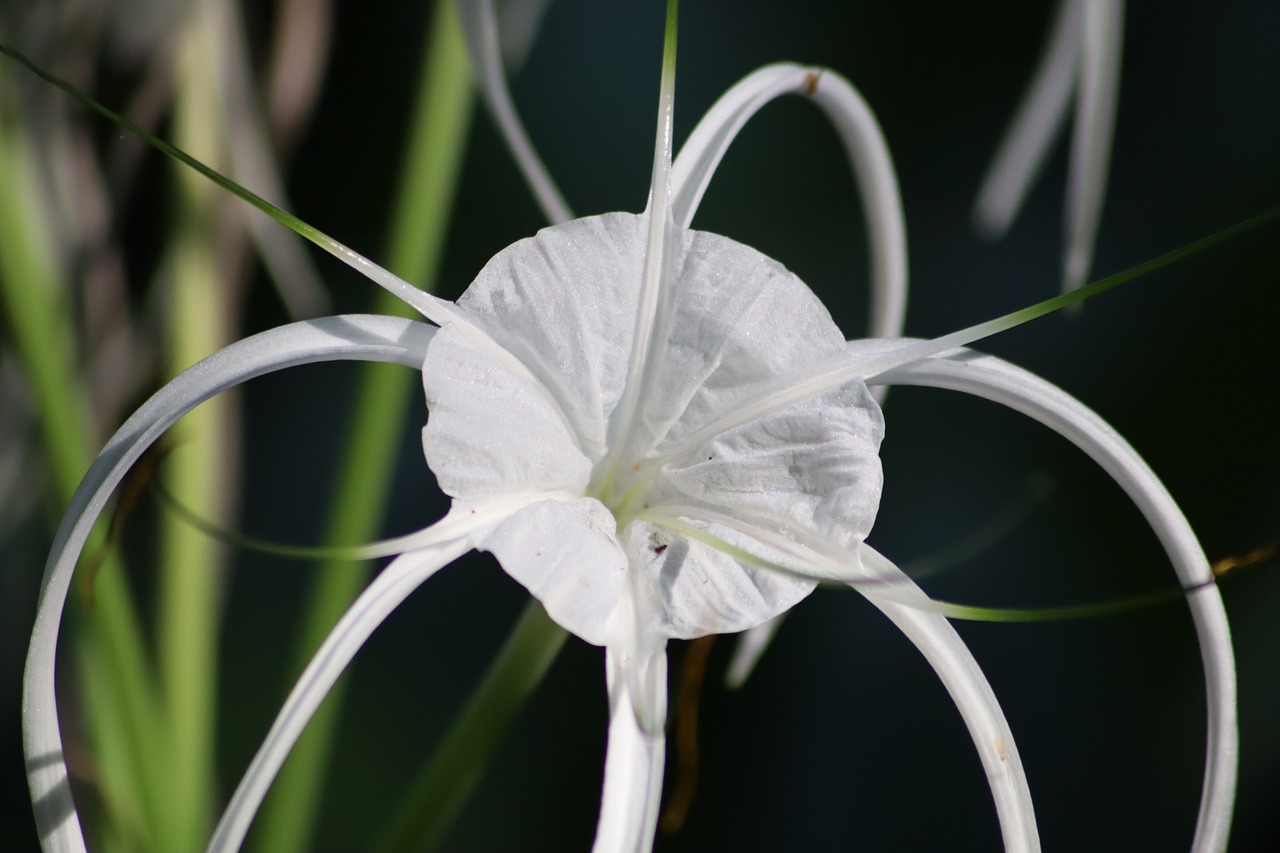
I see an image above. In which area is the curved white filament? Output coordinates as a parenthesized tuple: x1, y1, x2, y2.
(218, 0, 331, 318)
(871, 345, 1237, 853)
(973, 0, 1124, 295)
(456, 0, 573, 225)
(724, 614, 783, 689)
(23, 315, 433, 853)
(1063, 0, 1124, 293)
(639, 508, 1041, 852)
(600, 11, 679, 481)
(859, 545, 1041, 853)
(207, 538, 476, 853)
(974, 0, 1082, 239)
(641, 329, 945, 473)
(671, 62, 908, 341)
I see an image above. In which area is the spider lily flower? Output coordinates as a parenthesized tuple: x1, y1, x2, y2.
(459, 0, 909, 682)
(22, 8, 1236, 853)
(974, 0, 1124, 295)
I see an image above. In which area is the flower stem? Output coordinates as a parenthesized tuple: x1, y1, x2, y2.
(155, 12, 236, 848)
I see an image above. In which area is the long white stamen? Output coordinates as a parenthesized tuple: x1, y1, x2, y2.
(22, 316, 436, 853)
(643, 326, 978, 470)
(601, 0, 680, 479)
(672, 63, 907, 341)
(208, 537, 477, 853)
(352, 491, 586, 558)
(873, 347, 1236, 853)
(636, 503, 1044, 850)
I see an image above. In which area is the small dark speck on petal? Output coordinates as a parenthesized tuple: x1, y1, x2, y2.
(654, 544, 668, 555)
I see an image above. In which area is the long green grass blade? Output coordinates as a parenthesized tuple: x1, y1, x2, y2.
(154, 13, 236, 849)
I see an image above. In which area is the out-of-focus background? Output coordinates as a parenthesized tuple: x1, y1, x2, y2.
(2, 1, 1277, 850)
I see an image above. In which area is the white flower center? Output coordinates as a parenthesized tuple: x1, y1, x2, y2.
(421, 212, 884, 646)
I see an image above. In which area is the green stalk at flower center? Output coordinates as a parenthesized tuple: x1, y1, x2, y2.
(591, 455, 666, 530)
(595, 0, 680, 493)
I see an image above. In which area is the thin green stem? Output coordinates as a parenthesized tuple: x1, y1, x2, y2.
(148, 478, 428, 561)
(644, 512, 1230, 624)
(250, 3, 475, 851)
(0, 41, 444, 323)
(979, 204, 1280, 333)
(375, 601, 567, 853)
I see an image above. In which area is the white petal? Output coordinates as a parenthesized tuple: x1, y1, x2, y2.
(592, 646, 667, 853)
(208, 539, 472, 853)
(655, 380, 883, 548)
(23, 315, 433, 853)
(433, 213, 644, 462)
(871, 345, 1237, 853)
(430, 212, 866, 468)
(620, 518, 814, 639)
(477, 498, 627, 647)
(423, 312, 594, 497)
(634, 227, 858, 461)
(672, 63, 908, 341)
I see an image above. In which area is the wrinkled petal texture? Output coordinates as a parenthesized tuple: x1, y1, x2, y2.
(621, 520, 812, 640)
(480, 499, 626, 647)
(423, 212, 884, 644)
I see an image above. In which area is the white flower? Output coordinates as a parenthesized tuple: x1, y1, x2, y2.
(22, 5, 1235, 853)
(423, 206, 890, 846)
